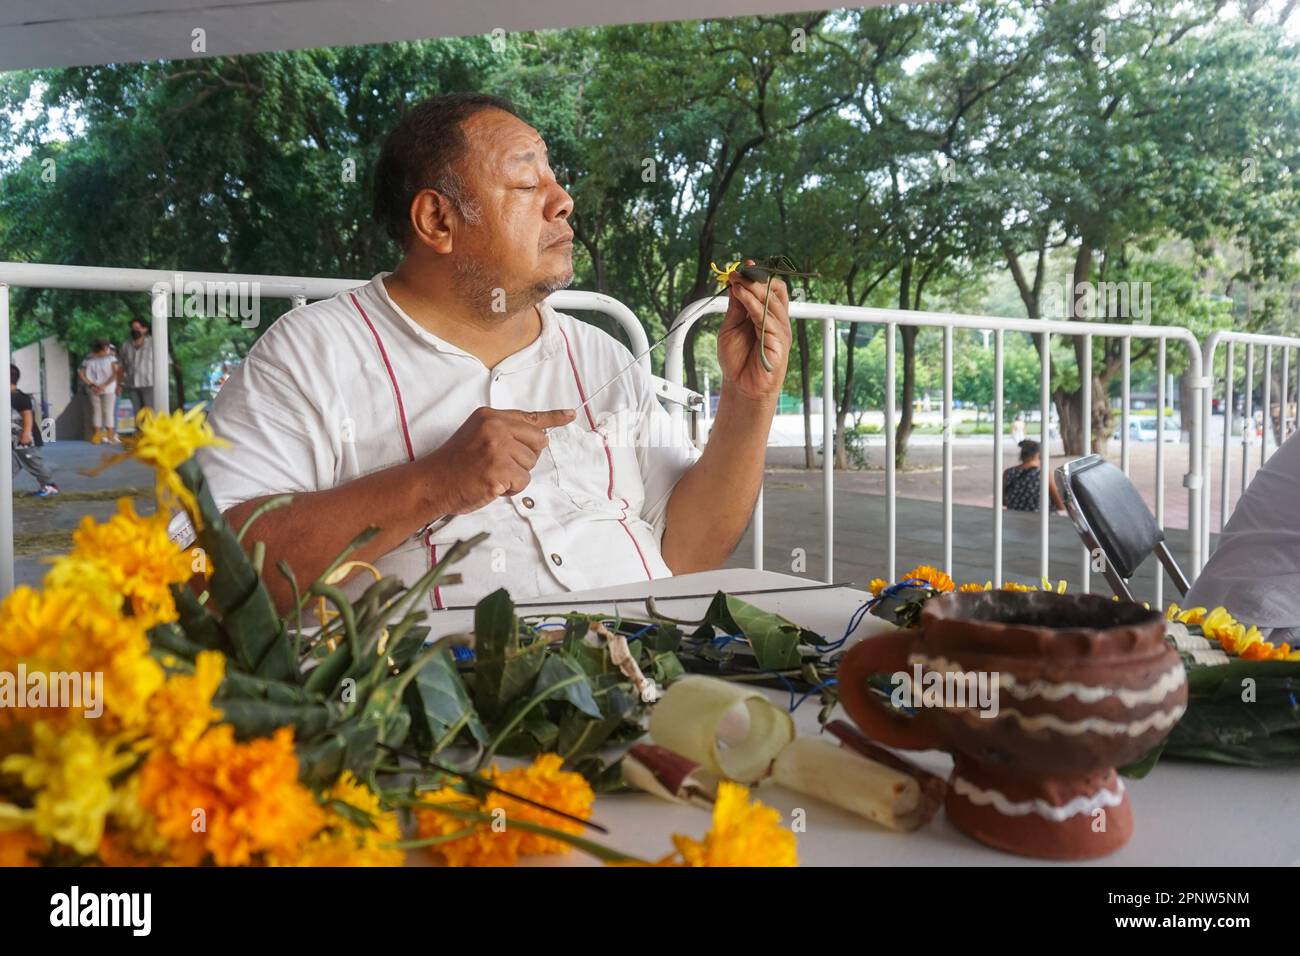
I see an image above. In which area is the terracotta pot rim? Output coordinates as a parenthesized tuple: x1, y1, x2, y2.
(918, 590, 1167, 657)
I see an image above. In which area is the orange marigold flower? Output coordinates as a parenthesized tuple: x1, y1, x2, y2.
(287, 773, 404, 867)
(136, 725, 325, 866)
(867, 578, 888, 597)
(0, 585, 163, 731)
(145, 651, 225, 755)
(413, 753, 595, 867)
(904, 565, 955, 593)
(66, 500, 192, 630)
(0, 827, 46, 866)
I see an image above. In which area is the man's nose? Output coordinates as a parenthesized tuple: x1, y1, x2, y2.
(548, 182, 574, 220)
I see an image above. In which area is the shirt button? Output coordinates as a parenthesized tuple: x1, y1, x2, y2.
(550, 552, 563, 567)
(521, 496, 535, 509)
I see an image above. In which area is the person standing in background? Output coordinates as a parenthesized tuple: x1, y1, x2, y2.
(10, 364, 58, 497)
(1010, 411, 1026, 445)
(79, 339, 120, 444)
(119, 317, 154, 420)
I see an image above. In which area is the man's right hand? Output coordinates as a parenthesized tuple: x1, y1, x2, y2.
(421, 406, 577, 516)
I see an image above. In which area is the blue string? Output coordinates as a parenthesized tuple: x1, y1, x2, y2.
(788, 677, 838, 712)
(451, 645, 474, 663)
(819, 577, 928, 654)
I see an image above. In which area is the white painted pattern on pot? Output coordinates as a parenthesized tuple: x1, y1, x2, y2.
(951, 775, 1126, 822)
(987, 703, 1187, 737)
(907, 654, 1186, 708)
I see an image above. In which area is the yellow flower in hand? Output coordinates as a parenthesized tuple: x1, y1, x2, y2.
(710, 260, 742, 287)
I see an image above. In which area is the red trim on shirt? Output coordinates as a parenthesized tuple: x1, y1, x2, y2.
(350, 291, 442, 609)
(557, 322, 653, 581)
(351, 293, 415, 462)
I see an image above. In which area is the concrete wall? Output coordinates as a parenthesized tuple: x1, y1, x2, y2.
(12, 337, 75, 440)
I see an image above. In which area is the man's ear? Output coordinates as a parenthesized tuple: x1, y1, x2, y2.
(408, 189, 457, 254)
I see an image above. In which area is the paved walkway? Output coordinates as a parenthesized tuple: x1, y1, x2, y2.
(11, 441, 155, 588)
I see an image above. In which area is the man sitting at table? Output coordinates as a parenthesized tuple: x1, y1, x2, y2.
(181, 92, 790, 612)
(1185, 427, 1300, 645)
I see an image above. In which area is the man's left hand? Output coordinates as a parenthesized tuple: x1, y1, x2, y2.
(717, 259, 791, 403)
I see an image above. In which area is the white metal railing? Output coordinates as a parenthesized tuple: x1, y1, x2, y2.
(665, 298, 1206, 601)
(0, 262, 653, 595)
(1200, 331, 1300, 561)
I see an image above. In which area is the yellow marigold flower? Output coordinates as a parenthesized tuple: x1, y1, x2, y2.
(710, 260, 742, 286)
(0, 585, 164, 731)
(0, 826, 46, 866)
(92, 404, 228, 528)
(1000, 581, 1035, 592)
(413, 753, 595, 867)
(868, 578, 888, 597)
(415, 785, 519, 867)
(41, 555, 121, 613)
(666, 781, 797, 867)
(137, 725, 325, 866)
(1168, 604, 1208, 626)
(904, 565, 954, 593)
(489, 753, 595, 856)
(145, 651, 225, 755)
(98, 774, 170, 865)
(64, 499, 192, 630)
(0, 722, 136, 857)
(959, 582, 990, 593)
(287, 773, 404, 867)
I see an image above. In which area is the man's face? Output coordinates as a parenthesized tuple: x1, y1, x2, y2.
(447, 109, 575, 315)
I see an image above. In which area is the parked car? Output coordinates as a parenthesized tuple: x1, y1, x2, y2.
(1129, 417, 1181, 442)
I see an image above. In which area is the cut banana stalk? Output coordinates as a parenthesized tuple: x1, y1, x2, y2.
(771, 737, 933, 832)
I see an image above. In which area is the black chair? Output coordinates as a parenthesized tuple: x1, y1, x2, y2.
(1054, 454, 1190, 602)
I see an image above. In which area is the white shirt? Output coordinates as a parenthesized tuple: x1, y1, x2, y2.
(182, 273, 701, 610)
(82, 354, 119, 394)
(1186, 428, 1300, 641)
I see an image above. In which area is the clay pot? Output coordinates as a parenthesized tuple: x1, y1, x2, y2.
(837, 590, 1186, 860)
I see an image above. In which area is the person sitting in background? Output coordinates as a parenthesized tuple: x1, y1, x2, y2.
(1003, 439, 1066, 514)
(78, 339, 120, 445)
(1185, 429, 1300, 646)
(10, 364, 58, 498)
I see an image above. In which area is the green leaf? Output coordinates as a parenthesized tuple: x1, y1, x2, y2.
(571, 754, 630, 793)
(534, 654, 602, 719)
(218, 698, 335, 741)
(557, 679, 640, 760)
(405, 647, 489, 751)
(177, 459, 295, 681)
(697, 591, 826, 671)
(494, 710, 559, 757)
(472, 589, 548, 720)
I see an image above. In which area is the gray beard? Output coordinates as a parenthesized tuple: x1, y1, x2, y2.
(451, 255, 574, 321)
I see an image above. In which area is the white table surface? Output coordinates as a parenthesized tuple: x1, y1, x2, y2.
(426, 568, 1300, 866)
